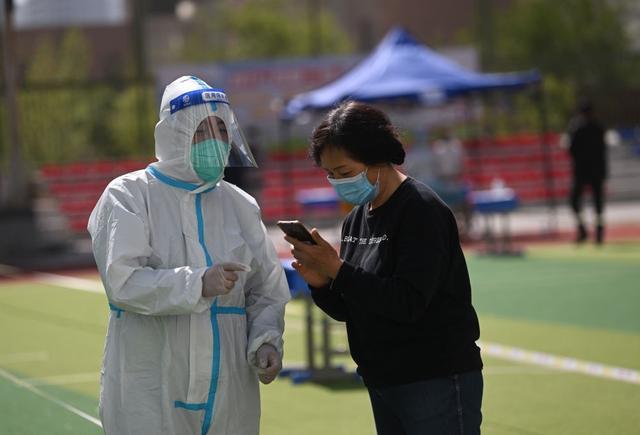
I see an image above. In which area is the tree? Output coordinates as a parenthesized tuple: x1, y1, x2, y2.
(480, 0, 638, 128)
(107, 85, 156, 157)
(181, 0, 352, 62)
(21, 29, 95, 163)
(17, 29, 157, 164)
(487, 0, 634, 90)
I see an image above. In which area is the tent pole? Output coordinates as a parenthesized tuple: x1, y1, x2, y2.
(1, 1, 28, 209)
(535, 84, 557, 233)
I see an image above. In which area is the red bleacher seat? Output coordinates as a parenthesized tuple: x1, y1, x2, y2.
(460, 132, 571, 203)
(41, 133, 570, 233)
(40, 160, 150, 235)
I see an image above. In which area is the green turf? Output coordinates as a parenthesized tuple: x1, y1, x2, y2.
(261, 379, 374, 435)
(481, 356, 640, 435)
(0, 283, 106, 398)
(0, 374, 100, 435)
(480, 314, 640, 370)
(468, 246, 640, 333)
(1, 241, 639, 434)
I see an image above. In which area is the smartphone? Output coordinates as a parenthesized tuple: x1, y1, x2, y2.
(277, 220, 317, 245)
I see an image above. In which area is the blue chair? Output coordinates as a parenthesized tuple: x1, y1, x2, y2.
(469, 187, 522, 256)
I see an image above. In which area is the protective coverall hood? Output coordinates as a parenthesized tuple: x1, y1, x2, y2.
(151, 76, 257, 187)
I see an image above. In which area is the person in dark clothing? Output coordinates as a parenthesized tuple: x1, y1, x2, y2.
(284, 101, 483, 435)
(568, 100, 608, 244)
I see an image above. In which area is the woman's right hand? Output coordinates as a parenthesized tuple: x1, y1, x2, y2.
(291, 260, 331, 288)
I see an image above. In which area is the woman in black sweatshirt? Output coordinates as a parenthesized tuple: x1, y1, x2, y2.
(285, 101, 483, 435)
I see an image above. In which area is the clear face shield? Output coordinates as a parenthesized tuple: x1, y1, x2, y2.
(169, 89, 257, 183)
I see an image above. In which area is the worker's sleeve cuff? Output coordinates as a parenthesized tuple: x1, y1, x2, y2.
(188, 267, 213, 313)
(247, 331, 284, 367)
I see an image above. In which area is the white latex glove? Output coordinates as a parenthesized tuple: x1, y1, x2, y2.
(256, 343, 282, 385)
(202, 262, 251, 297)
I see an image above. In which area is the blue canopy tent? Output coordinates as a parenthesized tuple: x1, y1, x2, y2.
(280, 27, 556, 223)
(282, 26, 541, 119)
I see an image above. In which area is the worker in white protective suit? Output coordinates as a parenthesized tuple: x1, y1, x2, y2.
(88, 76, 291, 435)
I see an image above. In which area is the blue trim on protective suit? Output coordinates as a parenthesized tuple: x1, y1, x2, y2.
(147, 165, 199, 191)
(174, 401, 206, 411)
(215, 306, 246, 315)
(108, 302, 124, 318)
(173, 304, 247, 435)
(202, 300, 222, 435)
(146, 166, 217, 194)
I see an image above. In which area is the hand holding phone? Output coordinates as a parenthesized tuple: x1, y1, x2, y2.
(276, 220, 317, 245)
(279, 221, 342, 285)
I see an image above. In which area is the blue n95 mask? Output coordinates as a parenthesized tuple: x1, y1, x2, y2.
(190, 138, 231, 183)
(328, 168, 380, 205)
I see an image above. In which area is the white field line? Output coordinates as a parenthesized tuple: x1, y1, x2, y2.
(482, 365, 557, 375)
(0, 264, 102, 293)
(29, 372, 99, 386)
(0, 351, 49, 364)
(479, 341, 640, 385)
(32, 273, 103, 294)
(0, 367, 102, 428)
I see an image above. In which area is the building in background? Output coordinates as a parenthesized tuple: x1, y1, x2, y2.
(10, 0, 131, 79)
(326, 0, 514, 52)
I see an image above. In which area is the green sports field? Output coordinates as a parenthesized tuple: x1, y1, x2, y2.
(1, 242, 639, 434)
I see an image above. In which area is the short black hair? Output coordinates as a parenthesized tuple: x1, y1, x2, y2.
(309, 101, 406, 166)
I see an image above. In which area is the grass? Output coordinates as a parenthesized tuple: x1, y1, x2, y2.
(1, 241, 639, 434)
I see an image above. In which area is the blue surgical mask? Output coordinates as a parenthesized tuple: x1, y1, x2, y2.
(190, 138, 230, 183)
(328, 168, 380, 205)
